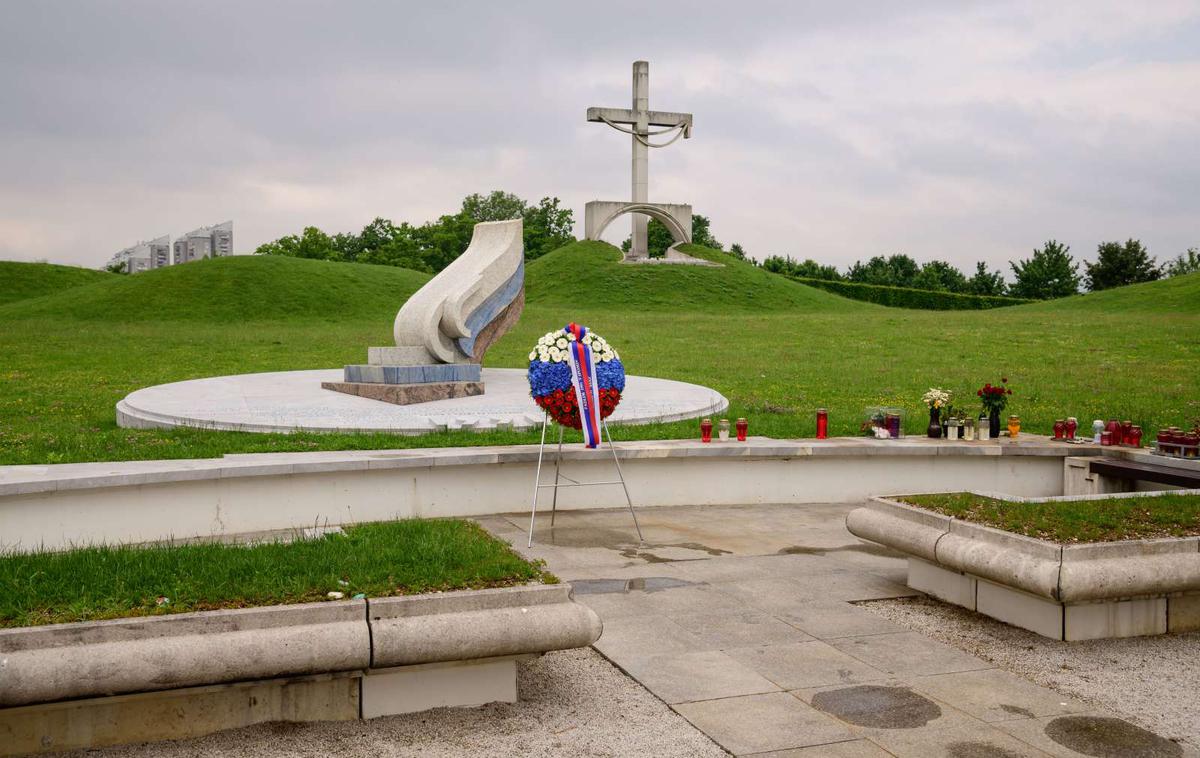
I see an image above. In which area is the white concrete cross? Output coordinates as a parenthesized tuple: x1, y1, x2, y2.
(587, 61, 693, 259)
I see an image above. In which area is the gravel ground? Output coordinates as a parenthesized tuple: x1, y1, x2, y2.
(71, 649, 726, 758)
(861, 596, 1200, 750)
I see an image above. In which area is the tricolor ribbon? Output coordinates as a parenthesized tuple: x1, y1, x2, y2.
(564, 322, 602, 448)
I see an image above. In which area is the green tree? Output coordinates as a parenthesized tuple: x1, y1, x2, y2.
(912, 260, 969, 292)
(521, 196, 575, 260)
(847, 254, 920, 287)
(967, 261, 1007, 296)
(461, 191, 526, 223)
(461, 191, 575, 261)
(1164, 247, 1200, 277)
(103, 260, 128, 274)
(1009, 240, 1079, 299)
(762, 255, 842, 281)
(728, 243, 748, 261)
(1084, 239, 1160, 291)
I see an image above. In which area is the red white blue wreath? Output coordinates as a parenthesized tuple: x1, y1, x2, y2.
(527, 323, 625, 441)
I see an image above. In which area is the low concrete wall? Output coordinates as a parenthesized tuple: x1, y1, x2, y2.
(0, 584, 599, 755)
(0, 438, 1097, 552)
(847, 497, 1200, 640)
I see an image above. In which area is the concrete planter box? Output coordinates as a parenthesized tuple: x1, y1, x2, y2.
(846, 496, 1200, 641)
(0, 584, 600, 755)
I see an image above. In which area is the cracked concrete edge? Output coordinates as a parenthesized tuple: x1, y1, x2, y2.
(0, 585, 599, 709)
(849, 497, 1200, 604)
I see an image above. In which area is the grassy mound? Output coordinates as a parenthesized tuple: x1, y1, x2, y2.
(0, 261, 115, 306)
(1022, 271, 1200, 314)
(525, 241, 864, 312)
(0, 255, 430, 323)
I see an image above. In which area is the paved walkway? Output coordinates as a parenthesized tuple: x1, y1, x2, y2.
(480, 503, 1194, 757)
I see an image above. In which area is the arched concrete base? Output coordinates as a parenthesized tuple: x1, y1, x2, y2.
(585, 200, 718, 265)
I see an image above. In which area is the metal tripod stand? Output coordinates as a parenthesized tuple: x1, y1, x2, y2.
(526, 412, 643, 547)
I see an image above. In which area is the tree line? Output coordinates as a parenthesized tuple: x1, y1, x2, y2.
(254, 191, 574, 273)
(763, 241, 1200, 299)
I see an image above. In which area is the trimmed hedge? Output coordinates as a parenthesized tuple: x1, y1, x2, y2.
(785, 276, 1033, 310)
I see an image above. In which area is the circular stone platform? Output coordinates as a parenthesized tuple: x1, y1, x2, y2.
(116, 368, 728, 435)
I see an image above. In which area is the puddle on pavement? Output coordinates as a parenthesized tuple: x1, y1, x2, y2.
(570, 577, 696, 595)
(778, 543, 897, 558)
(946, 742, 1026, 758)
(540, 526, 732, 563)
(999, 704, 1035, 719)
(810, 685, 942, 729)
(1043, 715, 1182, 758)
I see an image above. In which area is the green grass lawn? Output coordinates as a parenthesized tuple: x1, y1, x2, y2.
(1, 245, 1198, 465)
(899, 492, 1200, 543)
(0, 519, 547, 628)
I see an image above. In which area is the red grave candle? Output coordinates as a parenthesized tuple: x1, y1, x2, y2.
(816, 409, 828, 440)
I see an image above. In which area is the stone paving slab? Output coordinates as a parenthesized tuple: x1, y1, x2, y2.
(489, 502, 1186, 757)
(726, 641, 888, 690)
(673, 692, 855, 755)
(909, 669, 1090, 723)
(619, 649, 781, 704)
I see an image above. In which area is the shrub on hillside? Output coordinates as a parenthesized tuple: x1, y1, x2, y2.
(787, 276, 1032, 310)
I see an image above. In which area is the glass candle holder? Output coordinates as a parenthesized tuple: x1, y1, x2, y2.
(886, 413, 901, 439)
(1128, 425, 1143, 448)
(1101, 430, 1113, 446)
(1007, 415, 1021, 440)
(1066, 417, 1078, 440)
(1053, 419, 1065, 439)
(816, 409, 828, 440)
(1093, 420, 1105, 444)
(700, 418, 713, 443)
(964, 418, 976, 441)
(978, 414, 990, 441)
(718, 418, 730, 442)
(1106, 419, 1122, 446)
(736, 417, 748, 442)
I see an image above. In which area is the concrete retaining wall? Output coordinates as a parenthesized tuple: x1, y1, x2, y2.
(0, 438, 1095, 552)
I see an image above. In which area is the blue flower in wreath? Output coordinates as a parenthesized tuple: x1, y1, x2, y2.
(526, 326, 625, 428)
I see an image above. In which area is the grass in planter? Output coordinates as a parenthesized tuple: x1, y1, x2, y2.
(0, 519, 547, 629)
(900, 492, 1200, 543)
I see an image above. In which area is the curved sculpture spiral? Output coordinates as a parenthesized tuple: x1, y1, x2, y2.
(393, 218, 524, 365)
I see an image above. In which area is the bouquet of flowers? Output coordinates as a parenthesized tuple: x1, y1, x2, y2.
(527, 326, 625, 429)
(977, 377, 1013, 414)
(922, 388, 951, 409)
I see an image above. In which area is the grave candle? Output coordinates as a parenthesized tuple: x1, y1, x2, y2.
(1093, 420, 1105, 444)
(1053, 420, 1065, 439)
(1066, 417, 1078, 440)
(700, 418, 713, 443)
(816, 409, 828, 439)
(736, 417, 748, 442)
(718, 418, 730, 442)
(1008, 415, 1021, 440)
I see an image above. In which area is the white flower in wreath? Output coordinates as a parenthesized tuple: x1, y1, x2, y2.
(549, 347, 562, 362)
(602, 349, 615, 361)
(567, 332, 577, 341)
(537, 349, 550, 362)
(582, 333, 594, 345)
(556, 338, 568, 349)
(528, 350, 537, 361)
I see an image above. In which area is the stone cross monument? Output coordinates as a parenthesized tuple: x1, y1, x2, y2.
(585, 61, 700, 262)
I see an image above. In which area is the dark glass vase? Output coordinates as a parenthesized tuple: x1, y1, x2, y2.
(927, 407, 942, 439)
(989, 410, 1001, 439)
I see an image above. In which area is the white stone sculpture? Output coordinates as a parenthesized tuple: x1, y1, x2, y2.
(323, 219, 524, 405)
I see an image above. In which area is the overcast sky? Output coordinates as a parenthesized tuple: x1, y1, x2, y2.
(2, 1, 1198, 273)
